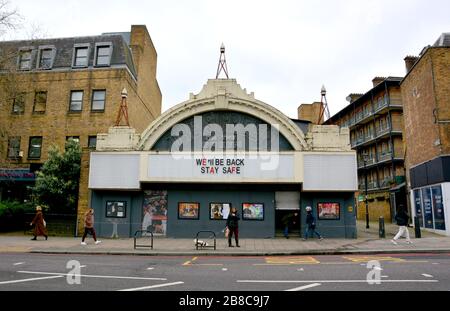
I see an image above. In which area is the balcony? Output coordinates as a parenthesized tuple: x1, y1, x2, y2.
(357, 157, 376, 168)
(359, 181, 379, 191)
(379, 178, 393, 189)
(378, 152, 393, 162)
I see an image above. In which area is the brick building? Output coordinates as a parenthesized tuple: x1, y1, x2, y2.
(401, 33, 450, 236)
(0, 25, 161, 233)
(324, 77, 406, 222)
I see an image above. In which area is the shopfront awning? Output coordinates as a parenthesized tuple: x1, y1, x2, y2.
(390, 182, 406, 192)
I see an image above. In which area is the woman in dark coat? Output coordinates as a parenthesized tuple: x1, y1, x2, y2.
(226, 207, 240, 247)
(30, 206, 48, 240)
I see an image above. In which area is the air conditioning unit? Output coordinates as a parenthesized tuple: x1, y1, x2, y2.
(18, 151, 24, 158)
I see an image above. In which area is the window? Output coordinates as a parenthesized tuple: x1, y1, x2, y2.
(33, 91, 47, 113)
(18, 50, 32, 70)
(28, 136, 42, 159)
(95, 45, 112, 66)
(88, 136, 97, 149)
(69, 91, 83, 112)
(66, 136, 80, 144)
(12, 93, 26, 114)
(38, 48, 53, 69)
(91, 90, 106, 111)
(7, 137, 21, 158)
(73, 46, 88, 67)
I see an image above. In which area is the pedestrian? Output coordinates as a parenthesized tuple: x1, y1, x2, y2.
(391, 205, 412, 245)
(303, 206, 323, 241)
(226, 207, 240, 247)
(282, 212, 298, 239)
(30, 205, 48, 241)
(81, 208, 101, 245)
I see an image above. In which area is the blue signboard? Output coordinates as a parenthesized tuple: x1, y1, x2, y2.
(413, 189, 423, 227)
(0, 169, 36, 181)
(421, 188, 433, 229)
(432, 186, 446, 231)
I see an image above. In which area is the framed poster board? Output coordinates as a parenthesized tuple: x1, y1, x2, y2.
(242, 203, 264, 221)
(209, 203, 231, 220)
(178, 202, 200, 220)
(142, 190, 168, 236)
(317, 202, 340, 220)
(105, 201, 126, 218)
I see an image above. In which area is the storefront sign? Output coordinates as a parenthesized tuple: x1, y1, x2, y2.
(0, 169, 35, 181)
(147, 153, 295, 182)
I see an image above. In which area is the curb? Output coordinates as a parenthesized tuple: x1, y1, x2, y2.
(28, 248, 450, 257)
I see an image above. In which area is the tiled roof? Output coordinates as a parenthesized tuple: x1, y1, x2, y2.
(0, 33, 137, 78)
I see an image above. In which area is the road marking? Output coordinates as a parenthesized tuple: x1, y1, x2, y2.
(118, 281, 184, 291)
(422, 274, 434, 278)
(13, 262, 25, 266)
(297, 268, 304, 271)
(343, 256, 405, 263)
(147, 267, 155, 270)
(432, 263, 440, 265)
(17, 271, 167, 281)
(382, 276, 389, 278)
(237, 279, 438, 284)
(222, 268, 228, 271)
(182, 257, 198, 266)
(0, 275, 63, 285)
(80, 265, 87, 268)
(262, 256, 320, 265)
(285, 283, 321, 291)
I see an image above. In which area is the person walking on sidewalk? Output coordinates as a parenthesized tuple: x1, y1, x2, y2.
(391, 205, 412, 245)
(226, 207, 240, 247)
(303, 206, 323, 241)
(81, 209, 101, 245)
(30, 205, 48, 241)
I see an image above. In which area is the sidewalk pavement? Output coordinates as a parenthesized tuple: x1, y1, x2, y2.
(0, 221, 449, 256)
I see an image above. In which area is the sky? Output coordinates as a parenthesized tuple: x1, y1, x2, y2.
(5, 0, 450, 119)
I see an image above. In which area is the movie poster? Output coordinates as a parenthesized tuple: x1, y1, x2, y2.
(142, 190, 168, 236)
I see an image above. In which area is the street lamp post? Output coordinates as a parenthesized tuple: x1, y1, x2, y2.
(364, 156, 369, 229)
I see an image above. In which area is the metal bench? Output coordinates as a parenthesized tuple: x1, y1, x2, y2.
(134, 230, 153, 250)
(195, 231, 216, 250)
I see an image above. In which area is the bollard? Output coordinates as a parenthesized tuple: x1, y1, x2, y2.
(379, 216, 385, 238)
(414, 216, 421, 238)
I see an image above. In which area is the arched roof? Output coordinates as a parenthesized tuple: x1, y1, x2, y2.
(138, 79, 308, 151)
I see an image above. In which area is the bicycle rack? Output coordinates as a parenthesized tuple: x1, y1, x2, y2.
(134, 230, 153, 250)
(195, 231, 216, 250)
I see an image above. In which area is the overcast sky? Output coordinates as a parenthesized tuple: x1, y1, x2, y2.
(6, 0, 450, 119)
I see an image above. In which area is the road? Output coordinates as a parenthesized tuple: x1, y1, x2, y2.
(0, 253, 449, 291)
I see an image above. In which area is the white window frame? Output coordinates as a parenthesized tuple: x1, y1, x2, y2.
(93, 42, 113, 67)
(36, 45, 56, 70)
(72, 43, 90, 68)
(17, 47, 34, 70)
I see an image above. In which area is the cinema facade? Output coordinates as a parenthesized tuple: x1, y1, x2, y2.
(88, 79, 358, 238)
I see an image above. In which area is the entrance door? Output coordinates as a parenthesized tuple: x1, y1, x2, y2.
(275, 192, 300, 237)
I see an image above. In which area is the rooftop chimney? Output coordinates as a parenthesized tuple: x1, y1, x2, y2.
(404, 55, 419, 74)
(346, 93, 363, 104)
(372, 77, 386, 87)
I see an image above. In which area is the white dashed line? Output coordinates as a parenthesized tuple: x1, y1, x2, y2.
(80, 265, 87, 268)
(285, 283, 321, 291)
(0, 275, 63, 285)
(17, 271, 167, 281)
(13, 262, 25, 266)
(222, 268, 228, 271)
(421, 274, 433, 278)
(118, 281, 184, 291)
(146, 267, 155, 270)
(297, 268, 304, 271)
